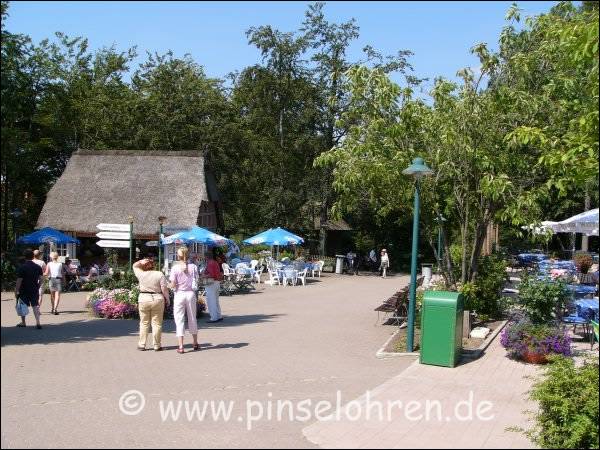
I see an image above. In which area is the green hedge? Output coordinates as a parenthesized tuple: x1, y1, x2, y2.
(528, 356, 599, 449)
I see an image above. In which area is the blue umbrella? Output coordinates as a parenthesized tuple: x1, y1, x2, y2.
(17, 227, 80, 245)
(243, 227, 304, 246)
(161, 226, 228, 246)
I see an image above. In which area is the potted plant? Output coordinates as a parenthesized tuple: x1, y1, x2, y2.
(500, 318, 571, 364)
(574, 253, 593, 274)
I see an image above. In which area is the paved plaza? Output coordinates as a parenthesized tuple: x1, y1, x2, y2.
(2, 273, 414, 448)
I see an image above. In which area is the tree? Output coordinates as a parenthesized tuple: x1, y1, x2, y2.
(315, 2, 599, 287)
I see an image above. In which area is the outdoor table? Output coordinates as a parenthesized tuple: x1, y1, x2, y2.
(538, 260, 576, 272)
(576, 298, 599, 320)
(567, 284, 598, 297)
(277, 268, 298, 286)
(517, 253, 547, 266)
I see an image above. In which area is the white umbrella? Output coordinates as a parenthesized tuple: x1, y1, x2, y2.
(552, 208, 599, 236)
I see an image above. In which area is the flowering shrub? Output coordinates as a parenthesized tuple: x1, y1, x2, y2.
(500, 318, 571, 359)
(87, 288, 138, 319)
(87, 287, 207, 319)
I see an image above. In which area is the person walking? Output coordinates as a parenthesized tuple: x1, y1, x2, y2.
(203, 248, 224, 323)
(379, 249, 390, 278)
(32, 249, 47, 310)
(15, 249, 44, 329)
(369, 249, 378, 272)
(133, 257, 170, 352)
(44, 252, 65, 315)
(170, 246, 200, 354)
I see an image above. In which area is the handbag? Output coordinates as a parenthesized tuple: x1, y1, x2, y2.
(191, 265, 199, 291)
(16, 298, 29, 317)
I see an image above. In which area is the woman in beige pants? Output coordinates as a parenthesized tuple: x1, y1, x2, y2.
(133, 258, 170, 351)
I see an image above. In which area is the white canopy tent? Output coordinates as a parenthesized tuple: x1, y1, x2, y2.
(550, 208, 599, 236)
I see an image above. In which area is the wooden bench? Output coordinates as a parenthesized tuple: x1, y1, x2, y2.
(374, 277, 424, 326)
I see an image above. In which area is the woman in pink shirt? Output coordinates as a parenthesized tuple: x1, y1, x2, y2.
(203, 248, 224, 323)
(169, 246, 200, 354)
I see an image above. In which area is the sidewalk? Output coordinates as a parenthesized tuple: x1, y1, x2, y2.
(303, 335, 539, 449)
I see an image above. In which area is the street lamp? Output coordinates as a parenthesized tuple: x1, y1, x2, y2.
(402, 157, 434, 352)
(158, 216, 167, 272)
(9, 209, 23, 247)
(128, 216, 134, 272)
(436, 214, 447, 272)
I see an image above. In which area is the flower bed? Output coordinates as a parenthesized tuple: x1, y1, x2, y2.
(86, 287, 207, 319)
(500, 318, 571, 363)
(87, 288, 139, 319)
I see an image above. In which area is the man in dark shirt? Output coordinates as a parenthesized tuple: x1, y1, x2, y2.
(15, 248, 43, 329)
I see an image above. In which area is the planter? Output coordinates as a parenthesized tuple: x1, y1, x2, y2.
(522, 350, 549, 365)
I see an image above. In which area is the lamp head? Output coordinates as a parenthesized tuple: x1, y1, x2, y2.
(402, 157, 433, 179)
(158, 216, 167, 225)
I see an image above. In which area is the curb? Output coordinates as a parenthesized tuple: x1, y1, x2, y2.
(376, 329, 419, 359)
(461, 319, 508, 361)
(375, 319, 508, 361)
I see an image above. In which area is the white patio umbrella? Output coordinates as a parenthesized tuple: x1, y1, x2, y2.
(551, 208, 599, 236)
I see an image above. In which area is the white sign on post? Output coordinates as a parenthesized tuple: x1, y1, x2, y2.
(97, 240, 131, 249)
(96, 231, 131, 240)
(97, 223, 130, 232)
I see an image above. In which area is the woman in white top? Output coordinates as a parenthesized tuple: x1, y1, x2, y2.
(169, 246, 200, 354)
(44, 252, 65, 315)
(379, 249, 390, 278)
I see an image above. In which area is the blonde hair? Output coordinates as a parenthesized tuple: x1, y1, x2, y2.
(50, 251, 59, 261)
(177, 246, 189, 274)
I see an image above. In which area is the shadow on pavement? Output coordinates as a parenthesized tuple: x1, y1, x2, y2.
(1, 318, 138, 347)
(1, 313, 284, 347)
(202, 314, 285, 328)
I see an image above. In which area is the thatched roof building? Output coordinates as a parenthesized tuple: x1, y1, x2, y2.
(36, 150, 222, 239)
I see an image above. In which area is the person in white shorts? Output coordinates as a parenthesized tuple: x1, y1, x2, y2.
(44, 252, 65, 315)
(32, 250, 47, 309)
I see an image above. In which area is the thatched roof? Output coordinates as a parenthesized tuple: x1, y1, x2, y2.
(36, 150, 219, 237)
(314, 217, 353, 231)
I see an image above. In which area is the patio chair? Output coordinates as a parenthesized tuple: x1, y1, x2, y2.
(253, 266, 263, 284)
(220, 263, 237, 295)
(296, 268, 307, 286)
(312, 261, 324, 278)
(561, 302, 591, 336)
(263, 269, 281, 286)
(282, 268, 297, 286)
(65, 273, 81, 292)
(591, 319, 599, 349)
(250, 259, 259, 270)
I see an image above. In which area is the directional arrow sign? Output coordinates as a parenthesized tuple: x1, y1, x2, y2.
(96, 231, 131, 240)
(97, 223, 130, 232)
(96, 240, 131, 249)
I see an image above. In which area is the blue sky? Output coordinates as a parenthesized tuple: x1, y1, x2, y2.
(5, 1, 558, 93)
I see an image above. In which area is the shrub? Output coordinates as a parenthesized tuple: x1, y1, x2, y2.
(573, 253, 593, 274)
(460, 253, 508, 319)
(518, 276, 569, 324)
(1, 256, 16, 290)
(500, 318, 571, 359)
(528, 356, 599, 449)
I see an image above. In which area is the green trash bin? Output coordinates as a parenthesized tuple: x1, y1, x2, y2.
(420, 290, 464, 368)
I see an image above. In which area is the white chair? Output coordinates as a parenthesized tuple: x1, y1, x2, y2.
(265, 269, 281, 286)
(296, 268, 307, 286)
(250, 259, 259, 270)
(236, 262, 249, 271)
(253, 266, 263, 284)
(222, 263, 235, 281)
(312, 261, 324, 278)
(282, 268, 298, 286)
